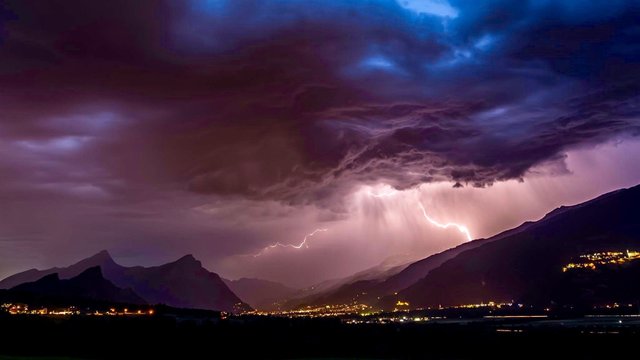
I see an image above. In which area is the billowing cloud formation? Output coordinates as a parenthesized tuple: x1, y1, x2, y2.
(1, 0, 638, 205)
(0, 1, 639, 284)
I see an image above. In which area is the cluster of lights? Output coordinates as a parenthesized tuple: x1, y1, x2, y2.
(592, 303, 636, 310)
(248, 298, 533, 318)
(1, 303, 73, 315)
(1, 303, 154, 316)
(345, 315, 441, 325)
(448, 301, 521, 310)
(392, 300, 411, 312)
(247, 303, 376, 318)
(562, 250, 640, 272)
(92, 308, 155, 316)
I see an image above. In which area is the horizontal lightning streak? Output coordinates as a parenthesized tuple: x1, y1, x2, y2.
(418, 202, 472, 241)
(253, 228, 328, 257)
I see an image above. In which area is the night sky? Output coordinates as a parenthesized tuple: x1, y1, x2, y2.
(1, 0, 639, 287)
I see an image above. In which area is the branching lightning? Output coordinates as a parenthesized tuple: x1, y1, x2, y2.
(366, 186, 472, 242)
(417, 202, 472, 241)
(252, 186, 471, 258)
(253, 228, 328, 257)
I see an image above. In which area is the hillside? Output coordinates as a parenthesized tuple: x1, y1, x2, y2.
(391, 185, 640, 309)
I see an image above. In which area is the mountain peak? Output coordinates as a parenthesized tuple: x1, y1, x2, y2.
(172, 254, 202, 268)
(66, 250, 118, 272)
(76, 250, 115, 266)
(178, 254, 196, 261)
(90, 250, 113, 261)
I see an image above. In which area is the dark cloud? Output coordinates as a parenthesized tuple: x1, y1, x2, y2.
(0, 0, 638, 209)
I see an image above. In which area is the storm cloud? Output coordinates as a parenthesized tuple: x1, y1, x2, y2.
(1, 0, 638, 203)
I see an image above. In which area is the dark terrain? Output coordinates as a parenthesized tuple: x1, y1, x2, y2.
(1, 312, 639, 359)
(392, 184, 640, 309)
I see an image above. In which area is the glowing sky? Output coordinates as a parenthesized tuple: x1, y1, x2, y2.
(0, 0, 639, 286)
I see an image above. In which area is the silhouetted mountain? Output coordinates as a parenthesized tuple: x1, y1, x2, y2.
(223, 278, 298, 310)
(0, 250, 118, 289)
(0, 252, 250, 312)
(338, 254, 416, 286)
(286, 225, 534, 309)
(372, 220, 537, 297)
(281, 254, 415, 309)
(11, 266, 145, 305)
(113, 254, 250, 313)
(389, 184, 640, 309)
(291, 254, 416, 302)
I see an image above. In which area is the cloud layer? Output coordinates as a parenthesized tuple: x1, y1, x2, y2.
(1, 0, 638, 204)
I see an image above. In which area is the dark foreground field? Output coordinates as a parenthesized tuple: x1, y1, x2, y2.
(2, 313, 640, 359)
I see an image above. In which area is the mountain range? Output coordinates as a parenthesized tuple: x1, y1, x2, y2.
(389, 184, 640, 309)
(0, 252, 250, 312)
(9, 266, 145, 305)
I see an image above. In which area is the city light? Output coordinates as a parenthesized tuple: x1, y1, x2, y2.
(562, 250, 640, 272)
(1, 303, 156, 317)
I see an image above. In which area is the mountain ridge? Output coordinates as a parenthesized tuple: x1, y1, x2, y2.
(11, 266, 146, 305)
(0, 252, 249, 312)
(388, 183, 640, 309)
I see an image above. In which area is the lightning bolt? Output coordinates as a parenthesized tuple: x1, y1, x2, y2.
(253, 228, 328, 257)
(418, 201, 472, 241)
(365, 186, 472, 242)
